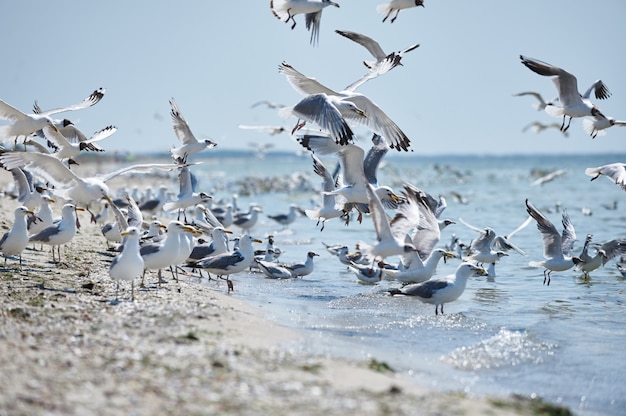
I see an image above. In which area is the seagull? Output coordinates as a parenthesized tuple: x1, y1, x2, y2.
(382, 247, 455, 284)
(576, 234, 626, 280)
(358, 183, 418, 261)
(29, 203, 84, 263)
(37, 125, 109, 166)
(0, 151, 183, 221)
(0, 206, 35, 267)
(232, 205, 263, 231)
(279, 93, 365, 146)
(33, 119, 116, 153)
(377, 0, 425, 23)
(162, 162, 212, 220)
(513, 91, 557, 111)
(584, 163, 626, 192)
(270, 0, 340, 45)
(530, 169, 566, 186)
(525, 199, 582, 285)
(297, 134, 401, 224)
(190, 234, 262, 292)
(583, 116, 626, 138)
(519, 55, 610, 132)
(284, 251, 319, 277)
(347, 261, 385, 284)
(0, 88, 105, 147)
(250, 100, 285, 109)
(388, 262, 487, 315)
(335, 30, 419, 90)
(27, 194, 55, 236)
(267, 204, 300, 228)
(522, 121, 568, 138)
(304, 154, 345, 230)
(238, 124, 287, 136)
(140, 221, 196, 285)
(109, 227, 144, 302)
(169, 98, 217, 162)
(279, 62, 412, 151)
(7, 167, 47, 210)
(254, 258, 295, 279)
(186, 227, 233, 263)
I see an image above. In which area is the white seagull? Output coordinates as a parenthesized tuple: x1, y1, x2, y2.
(109, 227, 145, 302)
(284, 251, 319, 277)
(0, 88, 105, 147)
(583, 116, 626, 138)
(140, 221, 196, 284)
(335, 29, 419, 90)
(29, 203, 84, 263)
(388, 262, 487, 315)
(190, 234, 262, 291)
(377, 0, 425, 23)
(584, 163, 626, 192)
(270, 0, 340, 45)
(513, 91, 557, 111)
(169, 98, 217, 162)
(576, 234, 626, 280)
(0, 206, 35, 267)
(304, 153, 346, 230)
(382, 247, 455, 284)
(255, 258, 294, 279)
(279, 62, 412, 151)
(519, 55, 610, 132)
(162, 162, 212, 220)
(0, 151, 184, 215)
(297, 134, 401, 224)
(525, 199, 582, 285)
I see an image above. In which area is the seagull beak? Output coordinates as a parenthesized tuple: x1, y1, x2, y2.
(181, 225, 197, 233)
(51, 125, 59, 132)
(75, 207, 86, 212)
(103, 194, 113, 204)
(389, 193, 402, 204)
(25, 210, 35, 216)
(474, 266, 488, 276)
(331, 1, 339, 7)
(121, 229, 131, 236)
(223, 229, 233, 234)
(252, 238, 263, 244)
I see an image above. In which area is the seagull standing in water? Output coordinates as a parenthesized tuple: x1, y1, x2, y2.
(270, 0, 340, 45)
(388, 262, 487, 315)
(0, 206, 35, 267)
(584, 163, 626, 192)
(377, 0, 424, 23)
(519, 55, 610, 132)
(525, 199, 582, 285)
(284, 251, 319, 277)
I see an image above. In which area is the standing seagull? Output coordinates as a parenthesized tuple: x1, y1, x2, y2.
(29, 203, 84, 263)
(584, 163, 626, 192)
(388, 262, 487, 315)
(109, 227, 144, 302)
(270, 0, 340, 46)
(284, 251, 319, 277)
(169, 98, 217, 162)
(519, 55, 610, 132)
(0, 206, 35, 268)
(0, 88, 105, 147)
(525, 199, 582, 285)
(377, 0, 424, 23)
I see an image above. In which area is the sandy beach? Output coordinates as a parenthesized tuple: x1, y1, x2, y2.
(0, 161, 571, 415)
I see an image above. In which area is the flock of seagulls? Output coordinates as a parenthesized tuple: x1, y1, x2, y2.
(0, 3, 624, 317)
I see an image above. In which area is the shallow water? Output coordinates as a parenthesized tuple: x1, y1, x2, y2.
(188, 152, 625, 415)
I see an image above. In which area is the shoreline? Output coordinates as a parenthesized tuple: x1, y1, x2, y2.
(0, 162, 571, 415)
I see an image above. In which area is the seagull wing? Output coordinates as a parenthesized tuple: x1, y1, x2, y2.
(526, 199, 563, 260)
(560, 211, 576, 256)
(519, 56, 580, 107)
(0, 99, 28, 122)
(366, 183, 394, 243)
(279, 62, 339, 96)
(338, 144, 366, 186)
(581, 80, 611, 100)
(169, 98, 198, 146)
(290, 94, 355, 145)
(335, 30, 387, 61)
(0, 151, 80, 188)
(340, 93, 411, 151)
(38, 88, 105, 117)
(363, 134, 389, 186)
(95, 162, 184, 183)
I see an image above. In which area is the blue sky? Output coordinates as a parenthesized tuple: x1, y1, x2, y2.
(2, 1, 626, 155)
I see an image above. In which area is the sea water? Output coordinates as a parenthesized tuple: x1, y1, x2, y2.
(186, 151, 626, 415)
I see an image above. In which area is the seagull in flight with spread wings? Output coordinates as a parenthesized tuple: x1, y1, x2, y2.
(279, 62, 411, 151)
(169, 98, 217, 162)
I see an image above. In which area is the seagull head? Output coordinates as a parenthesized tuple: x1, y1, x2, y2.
(323, 0, 340, 7)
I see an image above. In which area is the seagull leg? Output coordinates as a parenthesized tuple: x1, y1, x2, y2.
(382, 10, 391, 22)
(391, 10, 400, 23)
(131, 281, 135, 302)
